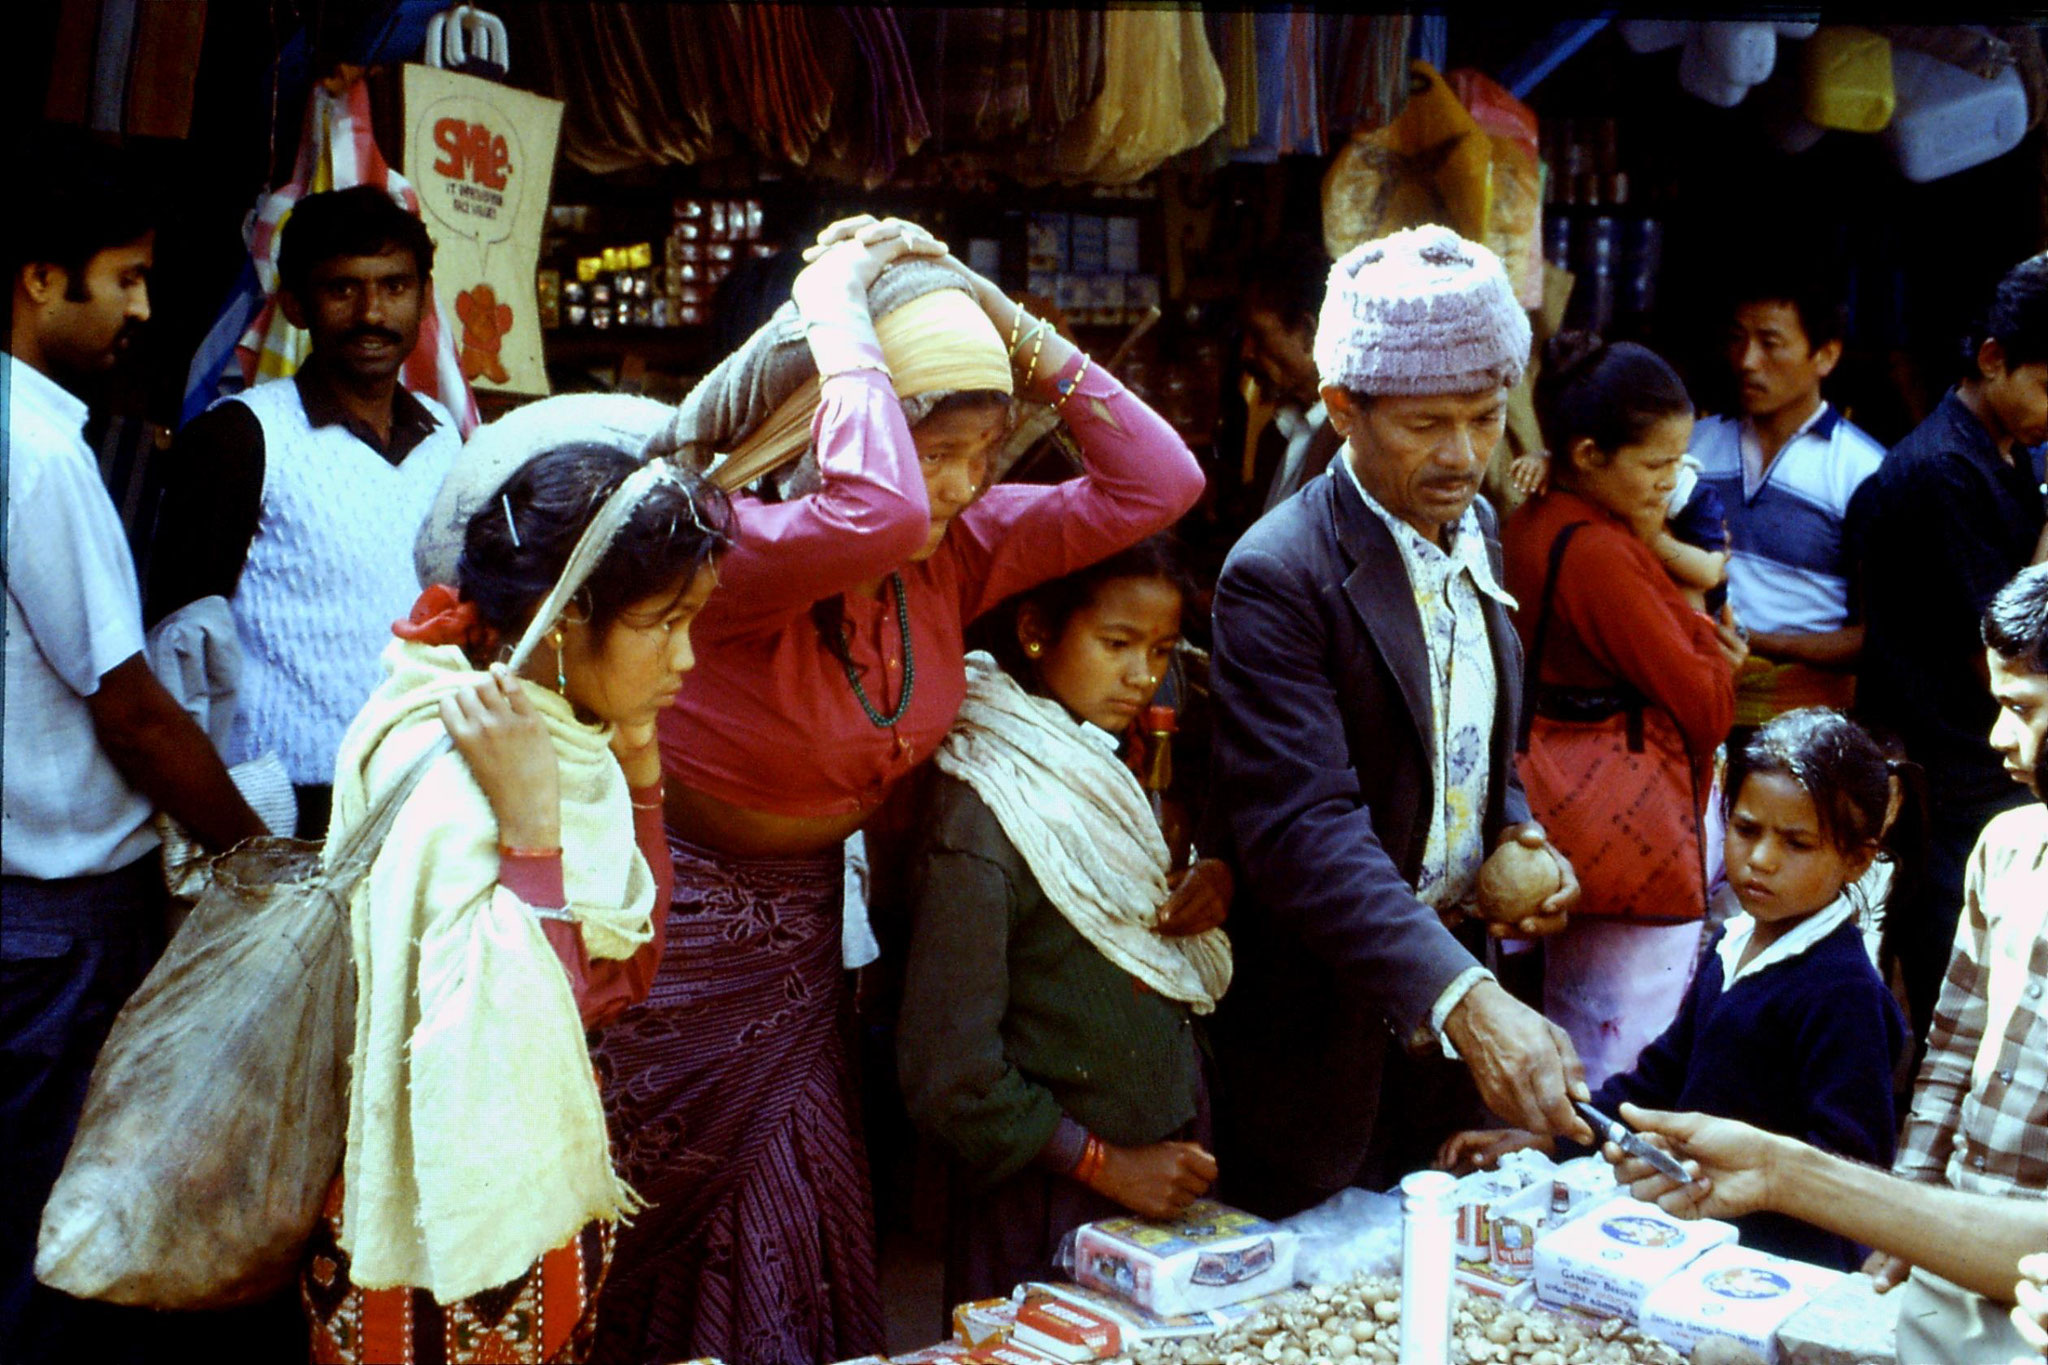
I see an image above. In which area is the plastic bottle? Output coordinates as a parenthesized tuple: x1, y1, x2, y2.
(1399, 1170, 1457, 1365)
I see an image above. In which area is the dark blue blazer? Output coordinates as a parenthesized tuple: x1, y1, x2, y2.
(1205, 463, 1531, 1197)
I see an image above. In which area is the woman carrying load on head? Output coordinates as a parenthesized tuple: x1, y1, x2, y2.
(300, 416, 732, 1365)
(586, 215, 1206, 1365)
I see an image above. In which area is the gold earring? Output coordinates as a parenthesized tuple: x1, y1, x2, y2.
(1025, 641, 1042, 658)
(552, 630, 567, 695)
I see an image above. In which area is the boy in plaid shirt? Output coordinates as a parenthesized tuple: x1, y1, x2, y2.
(1885, 563, 2048, 1363)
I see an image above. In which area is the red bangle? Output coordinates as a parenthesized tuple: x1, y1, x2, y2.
(1073, 1134, 1107, 1186)
(498, 843, 562, 860)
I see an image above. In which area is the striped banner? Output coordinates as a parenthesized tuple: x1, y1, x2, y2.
(218, 76, 479, 434)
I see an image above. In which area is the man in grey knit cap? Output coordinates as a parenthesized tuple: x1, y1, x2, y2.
(1205, 225, 1591, 1217)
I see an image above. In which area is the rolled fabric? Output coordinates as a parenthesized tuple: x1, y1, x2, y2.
(645, 258, 1010, 498)
(413, 392, 676, 589)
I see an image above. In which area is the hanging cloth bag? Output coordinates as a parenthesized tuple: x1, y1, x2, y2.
(1515, 523, 1707, 924)
(34, 738, 448, 1309)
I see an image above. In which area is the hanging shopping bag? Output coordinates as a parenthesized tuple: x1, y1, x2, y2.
(1515, 524, 1708, 924)
(34, 741, 448, 1309)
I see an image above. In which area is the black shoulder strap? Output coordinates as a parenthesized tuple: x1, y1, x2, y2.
(1516, 521, 1589, 754)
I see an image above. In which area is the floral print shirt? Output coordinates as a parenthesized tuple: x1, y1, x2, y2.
(1343, 465, 1517, 914)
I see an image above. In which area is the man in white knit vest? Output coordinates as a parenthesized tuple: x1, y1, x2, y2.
(149, 186, 462, 838)
(4, 128, 268, 1365)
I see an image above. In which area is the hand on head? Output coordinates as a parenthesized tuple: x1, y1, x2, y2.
(798, 215, 949, 289)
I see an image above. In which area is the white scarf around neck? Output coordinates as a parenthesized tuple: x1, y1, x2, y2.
(934, 652, 1231, 1013)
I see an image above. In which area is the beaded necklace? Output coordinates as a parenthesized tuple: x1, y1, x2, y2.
(843, 572, 916, 727)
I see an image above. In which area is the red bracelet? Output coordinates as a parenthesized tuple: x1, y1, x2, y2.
(1073, 1134, 1107, 1187)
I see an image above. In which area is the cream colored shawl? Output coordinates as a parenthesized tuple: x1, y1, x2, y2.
(328, 639, 654, 1303)
(934, 652, 1231, 1013)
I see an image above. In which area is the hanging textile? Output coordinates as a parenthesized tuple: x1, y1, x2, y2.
(1233, 9, 1325, 163)
(230, 75, 480, 435)
(1324, 13, 1414, 138)
(927, 9, 1032, 148)
(1027, 9, 1106, 140)
(808, 7, 932, 188)
(713, 4, 834, 167)
(521, 3, 724, 174)
(1217, 11, 1260, 150)
(1034, 9, 1227, 185)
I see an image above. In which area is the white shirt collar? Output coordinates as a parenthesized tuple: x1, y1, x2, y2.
(6, 352, 90, 435)
(1339, 451, 1517, 610)
(1273, 399, 1328, 444)
(1715, 890, 1859, 987)
(1738, 400, 1830, 495)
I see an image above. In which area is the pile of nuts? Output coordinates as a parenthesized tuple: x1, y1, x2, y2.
(1111, 1278, 1686, 1365)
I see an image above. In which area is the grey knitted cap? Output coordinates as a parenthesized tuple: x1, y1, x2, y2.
(1313, 224, 1531, 397)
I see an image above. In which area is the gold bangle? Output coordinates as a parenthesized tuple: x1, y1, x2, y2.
(1008, 315, 1046, 357)
(1053, 353, 1091, 409)
(1006, 310, 1026, 353)
(1023, 324, 1049, 393)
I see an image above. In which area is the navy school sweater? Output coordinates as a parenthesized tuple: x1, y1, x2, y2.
(1583, 916, 1906, 1271)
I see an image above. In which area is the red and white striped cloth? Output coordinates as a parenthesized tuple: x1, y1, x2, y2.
(235, 75, 479, 435)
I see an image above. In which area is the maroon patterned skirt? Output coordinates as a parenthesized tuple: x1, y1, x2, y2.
(585, 833, 882, 1365)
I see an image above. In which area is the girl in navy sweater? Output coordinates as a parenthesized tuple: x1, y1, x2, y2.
(1442, 708, 1911, 1269)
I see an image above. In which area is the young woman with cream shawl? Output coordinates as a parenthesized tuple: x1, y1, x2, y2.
(300, 434, 730, 1365)
(586, 217, 1207, 1365)
(896, 538, 1234, 1311)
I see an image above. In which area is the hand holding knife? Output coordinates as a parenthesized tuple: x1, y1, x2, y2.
(1576, 1100, 1696, 1187)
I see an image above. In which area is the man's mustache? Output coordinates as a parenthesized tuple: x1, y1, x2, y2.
(343, 327, 405, 347)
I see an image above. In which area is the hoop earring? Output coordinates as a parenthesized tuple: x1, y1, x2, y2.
(552, 630, 568, 696)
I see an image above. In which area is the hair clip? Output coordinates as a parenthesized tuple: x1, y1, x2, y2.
(501, 493, 521, 549)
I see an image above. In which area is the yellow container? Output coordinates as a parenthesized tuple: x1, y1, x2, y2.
(1802, 26, 1896, 131)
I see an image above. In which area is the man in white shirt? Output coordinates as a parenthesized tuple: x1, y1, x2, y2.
(2, 131, 264, 1364)
(1689, 263, 1884, 725)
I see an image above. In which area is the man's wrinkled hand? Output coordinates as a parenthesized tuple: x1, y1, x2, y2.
(1444, 981, 1592, 1143)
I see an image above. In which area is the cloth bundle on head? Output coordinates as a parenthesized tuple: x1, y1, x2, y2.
(414, 393, 679, 589)
(1314, 224, 1532, 397)
(644, 258, 1011, 499)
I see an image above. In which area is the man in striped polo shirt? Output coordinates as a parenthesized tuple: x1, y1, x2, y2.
(1690, 264, 1884, 728)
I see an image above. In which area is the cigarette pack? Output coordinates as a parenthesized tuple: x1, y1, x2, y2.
(1011, 1292, 1124, 1361)
(1070, 1200, 1299, 1317)
(1533, 1194, 1736, 1323)
(1638, 1245, 1844, 1362)
(976, 1343, 1064, 1365)
(890, 1346, 976, 1365)
(952, 1297, 1017, 1349)
(1017, 1281, 1302, 1342)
